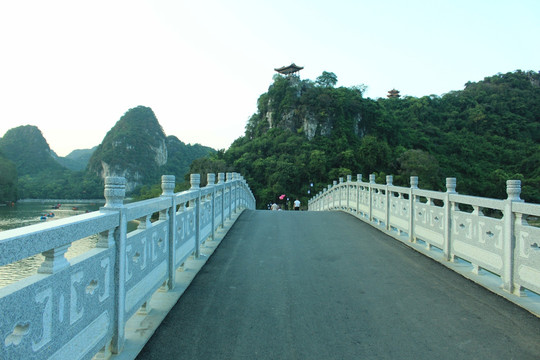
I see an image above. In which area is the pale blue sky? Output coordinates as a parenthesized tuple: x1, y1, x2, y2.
(1, 0, 538, 156)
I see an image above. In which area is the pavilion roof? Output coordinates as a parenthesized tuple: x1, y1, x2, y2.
(274, 63, 304, 75)
(387, 89, 401, 98)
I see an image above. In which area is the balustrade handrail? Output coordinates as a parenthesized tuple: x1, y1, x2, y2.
(309, 174, 540, 317)
(0, 172, 255, 360)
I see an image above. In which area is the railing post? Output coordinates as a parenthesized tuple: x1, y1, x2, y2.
(327, 185, 332, 210)
(369, 174, 375, 222)
(443, 178, 456, 261)
(241, 175, 247, 209)
(101, 176, 127, 354)
(503, 180, 523, 294)
(234, 173, 240, 213)
(241, 176, 247, 209)
(339, 177, 344, 209)
(409, 176, 418, 242)
(347, 175, 352, 211)
(218, 173, 225, 228)
(386, 175, 393, 230)
(160, 175, 176, 289)
(191, 174, 201, 258)
(226, 172, 233, 220)
(357, 174, 362, 216)
(207, 173, 216, 241)
(332, 181, 337, 209)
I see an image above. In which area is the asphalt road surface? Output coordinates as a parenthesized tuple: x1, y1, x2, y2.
(137, 210, 540, 360)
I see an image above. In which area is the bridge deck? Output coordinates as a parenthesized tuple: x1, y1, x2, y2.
(137, 210, 540, 359)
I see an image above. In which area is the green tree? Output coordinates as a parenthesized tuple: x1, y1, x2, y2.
(397, 149, 441, 190)
(0, 153, 17, 202)
(357, 135, 391, 175)
(316, 71, 338, 88)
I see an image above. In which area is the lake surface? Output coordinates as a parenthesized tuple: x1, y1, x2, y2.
(0, 202, 103, 288)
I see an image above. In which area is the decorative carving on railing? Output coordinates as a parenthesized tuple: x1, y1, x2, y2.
(0, 173, 255, 359)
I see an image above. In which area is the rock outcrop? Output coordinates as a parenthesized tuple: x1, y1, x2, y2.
(88, 106, 168, 192)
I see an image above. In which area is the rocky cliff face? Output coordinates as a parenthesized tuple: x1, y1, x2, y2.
(253, 75, 366, 141)
(88, 106, 168, 192)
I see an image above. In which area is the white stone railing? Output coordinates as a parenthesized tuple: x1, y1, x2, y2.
(309, 174, 540, 316)
(0, 172, 255, 360)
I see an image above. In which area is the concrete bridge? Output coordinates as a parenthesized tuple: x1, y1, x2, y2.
(1, 173, 540, 359)
(137, 210, 540, 360)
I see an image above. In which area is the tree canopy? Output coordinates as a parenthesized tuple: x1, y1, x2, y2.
(316, 71, 338, 88)
(194, 70, 540, 208)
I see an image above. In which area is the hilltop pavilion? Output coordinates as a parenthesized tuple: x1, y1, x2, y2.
(274, 63, 304, 77)
(387, 89, 401, 98)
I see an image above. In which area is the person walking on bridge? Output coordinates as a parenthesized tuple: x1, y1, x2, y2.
(294, 198, 301, 211)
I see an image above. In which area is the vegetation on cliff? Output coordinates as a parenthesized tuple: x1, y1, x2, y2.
(0, 125, 81, 199)
(88, 106, 168, 191)
(0, 151, 17, 202)
(193, 70, 540, 208)
(53, 146, 97, 171)
(0, 125, 65, 176)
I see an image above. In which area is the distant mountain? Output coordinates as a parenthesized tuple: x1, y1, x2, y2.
(161, 135, 215, 181)
(66, 146, 97, 162)
(88, 105, 215, 193)
(52, 146, 97, 171)
(0, 150, 17, 202)
(0, 125, 66, 176)
(88, 106, 168, 192)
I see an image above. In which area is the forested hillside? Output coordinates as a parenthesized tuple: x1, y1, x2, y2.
(0, 125, 89, 200)
(0, 151, 17, 202)
(0, 125, 66, 176)
(88, 106, 169, 192)
(53, 146, 97, 171)
(191, 70, 540, 209)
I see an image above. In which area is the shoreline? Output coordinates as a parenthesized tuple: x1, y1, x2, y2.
(17, 199, 106, 204)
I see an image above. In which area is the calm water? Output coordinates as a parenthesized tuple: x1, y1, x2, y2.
(0, 202, 103, 287)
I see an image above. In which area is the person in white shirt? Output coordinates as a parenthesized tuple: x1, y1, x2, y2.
(294, 199, 301, 211)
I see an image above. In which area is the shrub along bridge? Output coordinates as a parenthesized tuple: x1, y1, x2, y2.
(0, 173, 539, 359)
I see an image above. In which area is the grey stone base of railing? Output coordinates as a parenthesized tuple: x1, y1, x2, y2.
(109, 210, 245, 360)
(342, 211, 540, 319)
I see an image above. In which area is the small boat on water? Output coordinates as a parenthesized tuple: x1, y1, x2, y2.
(72, 207, 78, 211)
(40, 216, 47, 221)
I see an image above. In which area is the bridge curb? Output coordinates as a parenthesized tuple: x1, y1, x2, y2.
(110, 209, 246, 360)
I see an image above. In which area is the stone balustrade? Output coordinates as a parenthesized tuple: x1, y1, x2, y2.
(0, 173, 255, 360)
(309, 174, 540, 316)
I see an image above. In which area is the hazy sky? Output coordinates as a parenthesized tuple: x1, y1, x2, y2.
(1, 0, 538, 156)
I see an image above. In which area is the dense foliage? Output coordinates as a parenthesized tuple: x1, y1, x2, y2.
(0, 151, 17, 203)
(54, 146, 97, 171)
(0, 126, 66, 176)
(162, 135, 216, 181)
(193, 70, 540, 209)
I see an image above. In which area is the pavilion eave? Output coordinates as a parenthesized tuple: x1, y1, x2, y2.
(274, 63, 304, 75)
